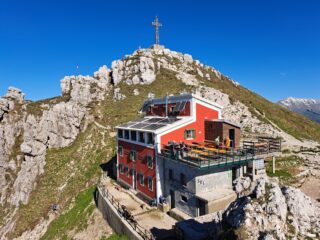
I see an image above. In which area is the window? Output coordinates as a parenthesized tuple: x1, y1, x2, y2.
(184, 129, 195, 139)
(124, 166, 129, 177)
(131, 131, 137, 141)
(147, 133, 154, 144)
(124, 130, 130, 139)
(147, 155, 153, 169)
(118, 129, 123, 138)
(169, 169, 174, 180)
(181, 195, 188, 203)
(180, 173, 186, 186)
(119, 164, 124, 174)
(130, 150, 137, 161)
(138, 132, 145, 143)
(118, 146, 123, 156)
(147, 176, 153, 191)
(138, 173, 144, 185)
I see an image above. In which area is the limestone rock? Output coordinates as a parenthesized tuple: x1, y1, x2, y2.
(233, 177, 251, 197)
(283, 186, 320, 235)
(60, 75, 109, 105)
(113, 88, 126, 101)
(5, 87, 25, 102)
(266, 182, 287, 221)
(254, 178, 266, 199)
(0, 97, 10, 121)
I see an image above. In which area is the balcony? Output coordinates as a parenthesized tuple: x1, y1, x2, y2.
(158, 138, 281, 169)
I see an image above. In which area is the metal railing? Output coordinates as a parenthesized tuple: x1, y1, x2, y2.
(243, 137, 281, 155)
(158, 144, 255, 169)
(97, 184, 154, 240)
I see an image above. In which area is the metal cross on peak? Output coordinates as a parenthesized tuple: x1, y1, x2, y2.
(151, 16, 162, 45)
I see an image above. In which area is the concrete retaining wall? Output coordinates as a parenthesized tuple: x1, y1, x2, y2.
(96, 187, 143, 240)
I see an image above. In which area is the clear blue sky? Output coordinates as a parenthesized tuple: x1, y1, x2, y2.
(1, 0, 319, 101)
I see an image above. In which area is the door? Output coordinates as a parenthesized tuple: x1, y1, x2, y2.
(232, 167, 237, 181)
(132, 169, 137, 190)
(198, 199, 206, 216)
(170, 190, 175, 208)
(229, 129, 235, 147)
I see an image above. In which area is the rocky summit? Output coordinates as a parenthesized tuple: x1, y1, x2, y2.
(0, 45, 320, 240)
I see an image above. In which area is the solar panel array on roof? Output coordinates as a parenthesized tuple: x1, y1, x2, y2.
(117, 117, 181, 132)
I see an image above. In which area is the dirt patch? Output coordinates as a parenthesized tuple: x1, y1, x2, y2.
(300, 177, 320, 201)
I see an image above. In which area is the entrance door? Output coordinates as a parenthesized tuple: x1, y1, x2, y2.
(198, 199, 206, 216)
(170, 190, 175, 208)
(232, 167, 237, 181)
(229, 129, 235, 147)
(132, 169, 137, 190)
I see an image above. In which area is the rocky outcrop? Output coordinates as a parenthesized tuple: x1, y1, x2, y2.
(223, 177, 320, 239)
(5, 87, 25, 103)
(0, 71, 111, 237)
(61, 71, 110, 106)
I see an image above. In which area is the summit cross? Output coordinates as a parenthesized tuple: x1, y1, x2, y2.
(151, 16, 162, 45)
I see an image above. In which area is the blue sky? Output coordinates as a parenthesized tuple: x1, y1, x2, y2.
(0, 0, 319, 101)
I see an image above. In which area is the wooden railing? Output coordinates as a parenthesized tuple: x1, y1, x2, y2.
(97, 184, 154, 240)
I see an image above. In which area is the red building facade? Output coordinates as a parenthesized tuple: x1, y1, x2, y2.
(116, 94, 222, 201)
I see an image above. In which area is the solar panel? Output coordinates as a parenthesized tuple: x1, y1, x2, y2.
(143, 124, 166, 130)
(178, 101, 186, 111)
(130, 123, 150, 129)
(145, 118, 163, 123)
(118, 122, 134, 128)
(131, 118, 146, 123)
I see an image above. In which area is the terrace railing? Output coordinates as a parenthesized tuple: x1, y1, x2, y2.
(158, 144, 255, 169)
(97, 183, 155, 240)
(243, 137, 282, 155)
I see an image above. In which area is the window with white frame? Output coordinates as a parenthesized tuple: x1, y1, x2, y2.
(118, 129, 123, 138)
(138, 132, 145, 143)
(124, 166, 129, 177)
(130, 150, 137, 161)
(124, 130, 130, 139)
(138, 173, 144, 185)
(147, 176, 153, 191)
(131, 131, 137, 141)
(147, 155, 153, 169)
(119, 164, 124, 174)
(118, 146, 123, 156)
(184, 129, 195, 139)
(147, 132, 154, 144)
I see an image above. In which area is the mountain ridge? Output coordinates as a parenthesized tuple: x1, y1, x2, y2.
(0, 45, 319, 239)
(278, 97, 320, 123)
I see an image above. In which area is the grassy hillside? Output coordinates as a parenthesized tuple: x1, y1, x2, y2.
(197, 67, 320, 141)
(8, 69, 190, 239)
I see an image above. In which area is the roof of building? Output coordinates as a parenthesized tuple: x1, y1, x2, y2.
(212, 119, 242, 128)
(116, 116, 187, 133)
(140, 93, 223, 112)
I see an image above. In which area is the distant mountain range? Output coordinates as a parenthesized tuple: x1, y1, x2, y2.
(278, 97, 320, 123)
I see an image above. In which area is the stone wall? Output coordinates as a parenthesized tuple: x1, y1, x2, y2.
(96, 187, 143, 240)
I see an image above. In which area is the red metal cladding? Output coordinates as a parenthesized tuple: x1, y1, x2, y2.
(160, 103, 219, 146)
(117, 140, 156, 200)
